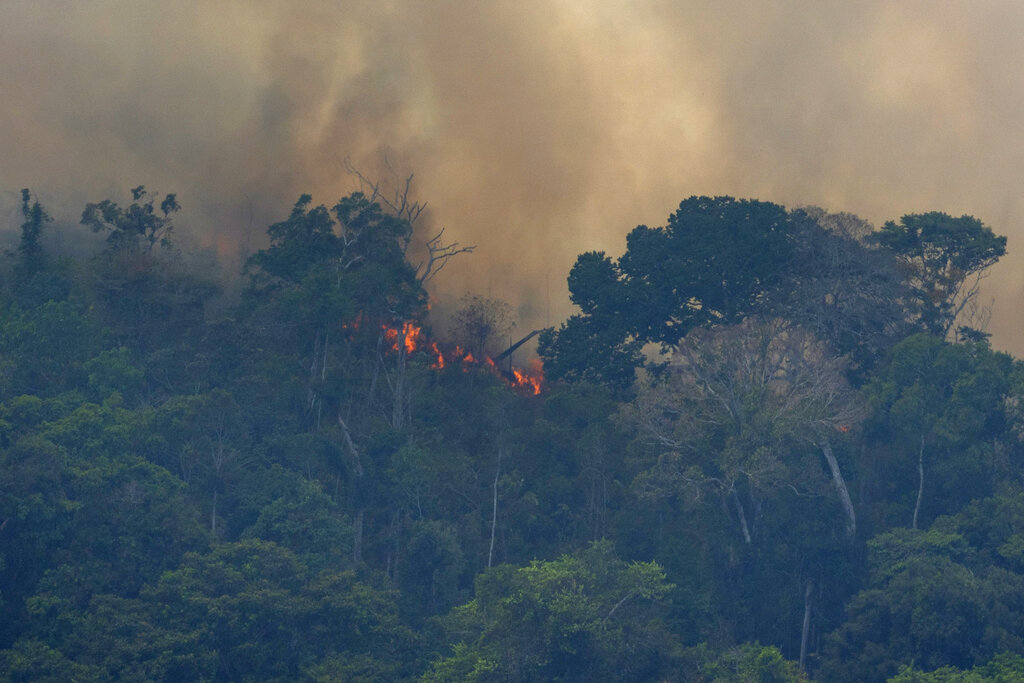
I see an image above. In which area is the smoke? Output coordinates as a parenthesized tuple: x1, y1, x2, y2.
(3, 1, 1024, 352)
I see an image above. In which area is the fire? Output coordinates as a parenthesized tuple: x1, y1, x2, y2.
(380, 319, 543, 395)
(512, 368, 542, 395)
(384, 322, 423, 354)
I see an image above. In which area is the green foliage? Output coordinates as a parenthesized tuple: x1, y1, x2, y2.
(537, 314, 644, 397)
(80, 185, 179, 256)
(541, 196, 804, 391)
(141, 540, 417, 680)
(425, 540, 680, 682)
(875, 212, 1006, 337)
(686, 642, 808, 682)
(0, 300, 96, 398)
(862, 334, 1017, 527)
(0, 638, 103, 682)
(821, 494, 1024, 681)
(83, 347, 145, 403)
(888, 652, 1024, 681)
(540, 196, 927, 393)
(2, 185, 1021, 680)
(241, 475, 352, 572)
(9, 189, 71, 307)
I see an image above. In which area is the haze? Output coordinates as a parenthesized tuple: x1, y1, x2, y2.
(3, 1, 1024, 352)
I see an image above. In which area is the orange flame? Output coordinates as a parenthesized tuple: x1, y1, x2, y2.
(378, 319, 544, 395)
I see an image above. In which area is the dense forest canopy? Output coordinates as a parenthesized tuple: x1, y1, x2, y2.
(1, 186, 1023, 681)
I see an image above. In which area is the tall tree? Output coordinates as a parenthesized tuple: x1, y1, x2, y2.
(541, 197, 915, 392)
(79, 186, 215, 354)
(863, 334, 1015, 530)
(81, 185, 179, 259)
(631, 318, 862, 543)
(15, 189, 49, 279)
(874, 212, 1006, 338)
(9, 189, 71, 307)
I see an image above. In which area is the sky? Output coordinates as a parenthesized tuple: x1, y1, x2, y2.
(3, 1, 1024, 353)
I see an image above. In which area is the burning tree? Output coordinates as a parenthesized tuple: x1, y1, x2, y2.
(451, 294, 516, 360)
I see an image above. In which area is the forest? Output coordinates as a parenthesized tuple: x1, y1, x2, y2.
(2, 184, 1024, 682)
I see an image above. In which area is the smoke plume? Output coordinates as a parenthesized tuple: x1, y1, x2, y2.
(4, 1, 1024, 352)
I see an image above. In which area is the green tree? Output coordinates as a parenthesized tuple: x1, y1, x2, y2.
(80, 186, 217, 355)
(874, 212, 1006, 338)
(540, 197, 915, 393)
(888, 652, 1024, 682)
(9, 189, 71, 307)
(80, 185, 178, 257)
(424, 540, 680, 682)
(541, 197, 801, 391)
(821, 492, 1024, 681)
(862, 335, 1015, 530)
(0, 300, 96, 398)
(143, 540, 417, 681)
(685, 642, 808, 682)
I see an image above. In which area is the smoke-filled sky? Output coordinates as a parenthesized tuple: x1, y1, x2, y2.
(4, 1, 1024, 352)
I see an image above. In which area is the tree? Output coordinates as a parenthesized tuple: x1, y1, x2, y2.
(80, 185, 179, 258)
(874, 212, 1006, 338)
(784, 207, 913, 379)
(424, 540, 680, 682)
(888, 652, 1024, 682)
(820, 492, 1024, 682)
(863, 335, 1015, 529)
(7, 189, 74, 308)
(0, 300, 96, 398)
(245, 191, 430, 430)
(629, 318, 864, 665)
(12, 190, 48, 292)
(540, 197, 916, 392)
(451, 294, 515, 360)
(537, 311, 644, 398)
(149, 389, 247, 537)
(631, 318, 861, 544)
(79, 187, 217, 355)
(685, 642, 808, 682)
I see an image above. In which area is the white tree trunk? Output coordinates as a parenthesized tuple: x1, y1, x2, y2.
(800, 580, 814, 671)
(913, 433, 925, 530)
(731, 488, 752, 544)
(821, 440, 856, 540)
(488, 448, 502, 568)
(338, 413, 366, 564)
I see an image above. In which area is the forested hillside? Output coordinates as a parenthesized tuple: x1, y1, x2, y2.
(2, 187, 1024, 682)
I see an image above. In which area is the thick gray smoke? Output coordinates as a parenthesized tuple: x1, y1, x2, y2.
(3, 1, 1024, 352)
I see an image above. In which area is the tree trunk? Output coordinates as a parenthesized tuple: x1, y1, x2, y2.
(821, 440, 856, 540)
(913, 433, 925, 530)
(338, 414, 366, 564)
(392, 325, 407, 429)
(731, 487, 752, 544)
(800, 580, 814, 671)
(488, 448, 502, 568)
(352, 508, 364, 564)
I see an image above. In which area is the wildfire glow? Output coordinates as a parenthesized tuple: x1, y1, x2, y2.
(382, 320, 543, 395)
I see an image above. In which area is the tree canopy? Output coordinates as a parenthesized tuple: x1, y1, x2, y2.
(1, 185, 1021, 681)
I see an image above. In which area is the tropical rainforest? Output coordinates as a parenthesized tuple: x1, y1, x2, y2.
(2, 184, 1024, 682)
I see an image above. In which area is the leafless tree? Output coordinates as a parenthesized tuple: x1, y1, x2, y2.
(345, 156, 474, 285)
(631, 317, 862, 543)
(451, 294, 516, 360)
(346, 157, 475, 430)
